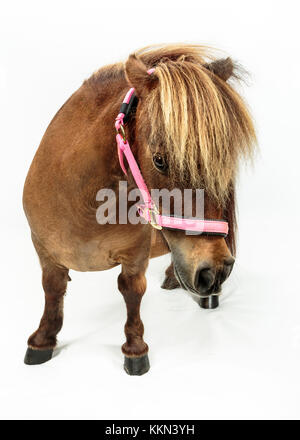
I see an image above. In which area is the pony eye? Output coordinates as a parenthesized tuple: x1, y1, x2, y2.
(153, 153, 168, 173)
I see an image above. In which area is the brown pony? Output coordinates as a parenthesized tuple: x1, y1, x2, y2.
(23, 45, 256, 375)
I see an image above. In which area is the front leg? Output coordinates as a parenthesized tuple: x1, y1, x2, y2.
(118, 256, 150, 376)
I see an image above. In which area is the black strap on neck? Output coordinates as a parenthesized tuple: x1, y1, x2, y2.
(119, 93, 138, 124)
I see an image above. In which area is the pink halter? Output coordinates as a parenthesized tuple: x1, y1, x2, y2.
(115, 70, 228, 236)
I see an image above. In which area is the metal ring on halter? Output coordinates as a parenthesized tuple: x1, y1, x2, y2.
(138, 204, 162, 230)
(148, 206, 162, 230)
(117, 124, 126, 142)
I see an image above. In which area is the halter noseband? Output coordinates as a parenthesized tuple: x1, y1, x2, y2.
(114, 70, 228, 237)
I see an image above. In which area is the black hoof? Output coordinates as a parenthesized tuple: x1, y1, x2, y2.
(24, 347, 53, 365)
(199, 295, 219, 309)
(124, 354, 150, 376)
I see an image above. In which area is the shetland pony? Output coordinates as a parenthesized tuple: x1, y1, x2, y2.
(23, 45, 256, 375)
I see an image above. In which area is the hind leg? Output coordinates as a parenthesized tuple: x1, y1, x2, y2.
(161, 262, 181, 290)
(24, 237, 69, 365)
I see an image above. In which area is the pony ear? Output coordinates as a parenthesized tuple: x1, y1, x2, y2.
(125, 54, 158, 97)
(204, 57, 234, 81)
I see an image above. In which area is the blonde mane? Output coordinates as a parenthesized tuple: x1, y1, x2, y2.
(135, 45, 257, 204)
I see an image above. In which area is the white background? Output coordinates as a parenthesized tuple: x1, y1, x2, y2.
(1, 0, 300, 420)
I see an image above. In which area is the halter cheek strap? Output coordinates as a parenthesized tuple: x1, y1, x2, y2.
(114, 71, 229, 237)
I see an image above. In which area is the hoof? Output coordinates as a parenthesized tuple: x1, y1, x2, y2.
(24, 347, 53, 365)
(124, 354, 150, 376)
(199, 295, 219, 309)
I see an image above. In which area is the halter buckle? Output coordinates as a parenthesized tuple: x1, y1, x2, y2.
(139, 204, 162, 230)
(116, 124, 126, 142)
(148, 206, 162, 230)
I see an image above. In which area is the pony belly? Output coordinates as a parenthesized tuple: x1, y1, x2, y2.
(31, 229, 120, 272)
(56, 228, 168, 271)
(55, 240, 120, 272)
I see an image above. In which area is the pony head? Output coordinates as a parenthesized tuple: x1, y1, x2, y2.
(125, 45, 256, 298)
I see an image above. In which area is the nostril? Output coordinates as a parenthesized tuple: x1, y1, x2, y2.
(194, 266, 215, 292)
